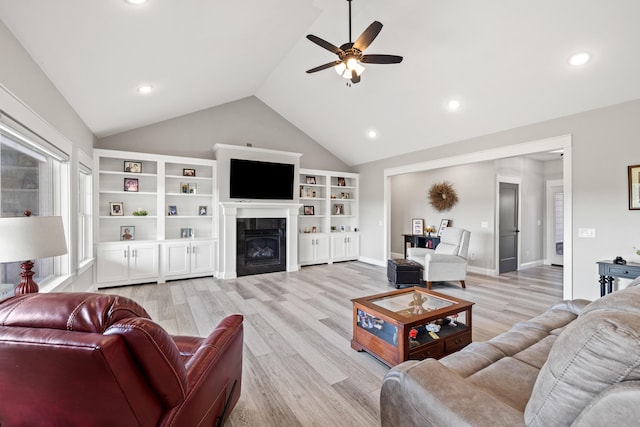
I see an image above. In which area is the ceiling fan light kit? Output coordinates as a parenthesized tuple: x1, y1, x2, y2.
(305, 0, 403, 85)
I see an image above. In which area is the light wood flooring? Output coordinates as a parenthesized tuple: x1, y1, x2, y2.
(103, 262, 563, 427)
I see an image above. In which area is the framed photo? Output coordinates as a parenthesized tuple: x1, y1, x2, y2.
(183, 168, 196, 177)
(124, 178, 139, 192)
(438, 219, 450, 237)
(168, 205, 177, 216)
(304, 205, 314, 215)
(188, 183, 197, 194)
(337, 177, 346, 186)
(199, 205, 207, 216)
(109, 202, 124, 216)
(629, 164, 640, 210)
(180, 182, 189, 193)
(340, 225, 346, 232)
(334, 204, 344, 215)
(412, 218, 424, 235)
(120, 226, 135, 241)
(306, 176, 316, 184)
(180, 228, 194, 238)
(123, 161, 142, 173)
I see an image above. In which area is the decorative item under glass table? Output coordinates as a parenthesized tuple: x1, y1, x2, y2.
(351, 287, 474, 366)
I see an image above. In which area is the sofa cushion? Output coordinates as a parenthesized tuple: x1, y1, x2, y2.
(524, 286, 640, 427)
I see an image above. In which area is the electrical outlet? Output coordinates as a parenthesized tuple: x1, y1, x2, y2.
(481, 221, 488, 229)
(578, 228, 596, 238)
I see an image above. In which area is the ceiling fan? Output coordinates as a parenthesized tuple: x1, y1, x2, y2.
(305, 0, 403, 85)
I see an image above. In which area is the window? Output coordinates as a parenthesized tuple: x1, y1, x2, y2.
(0, 112, 69, 289)
(78, 160, 93, 269)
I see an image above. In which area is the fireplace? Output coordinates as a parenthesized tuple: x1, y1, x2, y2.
(236, 218, 286, 276)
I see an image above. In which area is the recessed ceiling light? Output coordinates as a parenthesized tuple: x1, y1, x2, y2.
(368, 130, 377, 138)
(125, 0, 148, 5)
(569, 52, 591, 66)
(447, 99, 461, 111)
(136, 84, 154, 94)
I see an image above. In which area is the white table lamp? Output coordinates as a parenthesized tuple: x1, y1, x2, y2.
(0, 212, 67, 295)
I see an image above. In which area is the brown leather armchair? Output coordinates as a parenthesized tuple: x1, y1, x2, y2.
(0, 292, 243, 427)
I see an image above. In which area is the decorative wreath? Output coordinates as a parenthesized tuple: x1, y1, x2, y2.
(428, 181, 458, 211)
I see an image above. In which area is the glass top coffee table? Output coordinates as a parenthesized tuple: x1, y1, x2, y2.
(351, 287, 474, 366)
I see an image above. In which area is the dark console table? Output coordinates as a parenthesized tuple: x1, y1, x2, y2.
(402, 234, 440, 258)
(597, 260, 640, 296)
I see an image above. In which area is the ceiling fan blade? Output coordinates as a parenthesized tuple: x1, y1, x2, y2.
(306, 34, 343, 55)
(361, 54, 403, 64)
(353, 21, 383, 52)
(306, 61, 342, 74)
(351, 70, 361, 84)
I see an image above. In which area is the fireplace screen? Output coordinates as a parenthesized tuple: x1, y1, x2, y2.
(236, 218, 286, 276)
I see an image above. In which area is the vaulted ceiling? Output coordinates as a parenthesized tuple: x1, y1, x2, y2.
(1, 0, 640, 166)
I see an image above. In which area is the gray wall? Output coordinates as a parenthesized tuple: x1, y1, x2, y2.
(0, 19, 96, 292)
(356, 99, 640, 301)
(97, 96, 350, 172)
(390, 157, 559, 273)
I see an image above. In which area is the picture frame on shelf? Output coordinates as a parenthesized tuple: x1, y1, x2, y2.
(312, 226, 317, 233)
(304, 205, 314, 215)
(110, 202, 124, 216)
(123, 161, 142, 173)
(180, 182, 189, 193)
(188, 183, 197, 194)
(340, 225, 346, 232)
(334, 204, 344, 215)
(412, 218, 424, 235)
(199, 205, 207, 216)
(124, 178, 139, 192)
(337, 177, 346, 186)
(120, 226, 135, 241)
(628, 164, 640, 210)
(306, 176, 316, 184)
(438, 219, 450, 237)
(168, 205, 177, 216)
(183, 168, 196, 177)
(180, 228, 194, 238)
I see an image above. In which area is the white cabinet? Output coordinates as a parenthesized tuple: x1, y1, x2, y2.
(94, 149, 217, 286)
(299, 168, 359, 266)
(97, 243, 159, 285)
(331, 232, 359, 262)
(163, 239, 216, 279)
(299, 233, 330, 265)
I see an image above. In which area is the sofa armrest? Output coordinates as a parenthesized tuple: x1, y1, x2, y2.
(570, 382, 640, 427)
(160, 314, 244, 427)
(381, 359, 524, 427)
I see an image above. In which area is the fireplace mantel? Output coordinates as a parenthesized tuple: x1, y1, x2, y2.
(219, 201, 301, 279)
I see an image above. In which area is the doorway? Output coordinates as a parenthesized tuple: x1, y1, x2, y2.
(499, 182, 519, 273)
(546, 180, 564, 266)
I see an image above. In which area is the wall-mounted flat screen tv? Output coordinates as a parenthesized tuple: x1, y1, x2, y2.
(229, 158, 295, 200)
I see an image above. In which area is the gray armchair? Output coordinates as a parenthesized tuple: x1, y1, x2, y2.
(406, 227, 470, 289)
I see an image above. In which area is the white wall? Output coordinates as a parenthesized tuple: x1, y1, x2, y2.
(356, 99, 640, 301)
(0, 20, 96, 292)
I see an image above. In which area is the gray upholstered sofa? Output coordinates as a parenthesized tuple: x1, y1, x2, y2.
(380, 280, 640, 427)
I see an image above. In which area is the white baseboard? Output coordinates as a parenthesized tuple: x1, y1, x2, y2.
(467, 265, 496, 276)
(520, 259, 544, 269)
(358, 256, 386, 267)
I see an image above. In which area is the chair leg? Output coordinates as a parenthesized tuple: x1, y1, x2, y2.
(426, 281, 432, 290)
(460, 280, 466, 288)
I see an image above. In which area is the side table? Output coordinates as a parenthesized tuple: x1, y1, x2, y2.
(596, 260, 640, 296)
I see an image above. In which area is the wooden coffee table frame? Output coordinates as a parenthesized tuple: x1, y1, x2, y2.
(351, 287, 474, 367)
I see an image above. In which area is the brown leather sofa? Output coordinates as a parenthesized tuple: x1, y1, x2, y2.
(0, 292, 243, 427)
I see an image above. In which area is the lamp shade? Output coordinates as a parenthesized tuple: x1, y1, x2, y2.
(0, 216, 67, 263)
